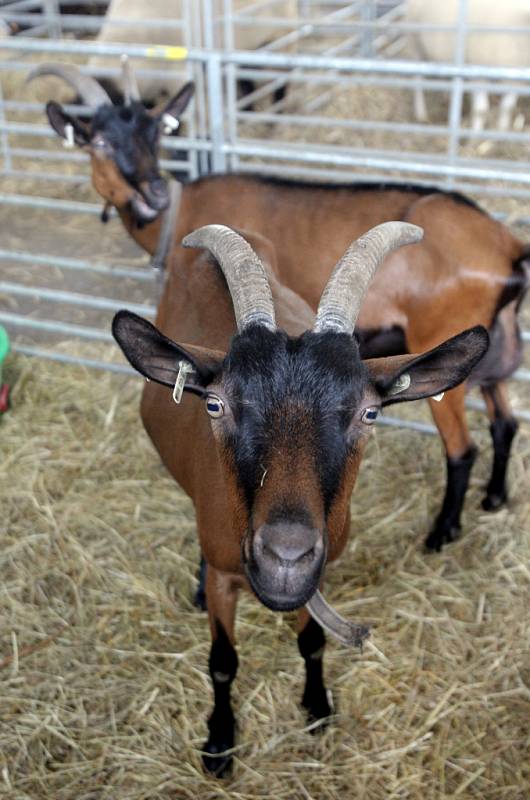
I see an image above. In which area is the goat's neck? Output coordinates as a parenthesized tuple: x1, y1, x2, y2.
(116, 206, 163, 257)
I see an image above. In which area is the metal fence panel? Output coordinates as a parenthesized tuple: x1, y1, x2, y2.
(0, 0, 528, 431)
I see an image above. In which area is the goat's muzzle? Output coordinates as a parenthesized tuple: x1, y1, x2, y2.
(129, 178, 169, 223)
(244, 521, 326, 611)
(138, 178, 170, 212)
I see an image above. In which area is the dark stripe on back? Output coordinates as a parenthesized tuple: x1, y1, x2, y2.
(190, 172, 484, 214)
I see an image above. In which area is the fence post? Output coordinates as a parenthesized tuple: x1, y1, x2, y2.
(206, 51, 227, 173)
(446, 0, 468, 188)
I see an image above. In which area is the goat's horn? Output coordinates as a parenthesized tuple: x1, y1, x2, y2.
(182, 225, 276, 332)
(314, 222, 424, 335)
(306, 590, 370, 649)
(26, 62, 111, 108)
(121, 54, 140, 104)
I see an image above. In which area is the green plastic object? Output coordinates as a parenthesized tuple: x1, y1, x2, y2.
(0, 325, 9, 383)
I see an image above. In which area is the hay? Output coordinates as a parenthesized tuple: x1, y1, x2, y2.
(1, 345, 528, 798)
(1, 27, 529, 798)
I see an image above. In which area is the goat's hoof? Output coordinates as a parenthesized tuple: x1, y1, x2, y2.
(302, 690, 332, 732)
(481, 491, 507, 512)
(192, 588, 207, 611)
(424, 524, 461, 552)
(202, 741, 233, 778)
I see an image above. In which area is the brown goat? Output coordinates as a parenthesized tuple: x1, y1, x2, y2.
(112, 221, 488, 775)
(31, 65, 529, 553)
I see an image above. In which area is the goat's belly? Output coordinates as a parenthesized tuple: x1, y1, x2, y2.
(468, 300, 523, 387)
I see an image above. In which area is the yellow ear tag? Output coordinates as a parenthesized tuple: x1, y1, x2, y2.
(172, 361, 194, 404)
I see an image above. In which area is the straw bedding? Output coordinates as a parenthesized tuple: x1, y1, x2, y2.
(1, 26, 529, 800)
(0, 342, 528, 799)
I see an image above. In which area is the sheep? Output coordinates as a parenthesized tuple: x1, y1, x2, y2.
(112, 220, 488, 775)
(30, 63, 529, 557)
(86, 0, 298, 104)
(406, 0, 530, 131)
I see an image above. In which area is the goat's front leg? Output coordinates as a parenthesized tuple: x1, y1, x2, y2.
(202, 565, 239, 777)
(297, 609, 331, 728)
(425, 385, 477, 551)
(480, 382, 518, 511)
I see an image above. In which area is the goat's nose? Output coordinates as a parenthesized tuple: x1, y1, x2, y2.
(150, 178, 167, 197)
(254, 522, 321, 567)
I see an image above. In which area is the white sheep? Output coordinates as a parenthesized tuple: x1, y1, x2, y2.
(406, 0, 530, 131)
(87, 0, 298, 103)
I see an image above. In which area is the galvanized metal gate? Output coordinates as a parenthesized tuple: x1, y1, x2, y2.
(0, 0, 528, 431)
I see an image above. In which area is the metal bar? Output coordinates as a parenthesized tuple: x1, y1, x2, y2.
(0, 78, 11, 174)
(0, 248, 153, 282)
(0, 312, 113, 342)
(0, 193, 101, 213)
(1, 168, 90, 184)
(12, 344, 136, 374)
(206, 52, 226, 172)
(377, 416, 437, 435)
(229, 160, 530, 201)
(465, 397, 530, 424)
(4, 36, 530, 84)
(445, 0, 468, 189)
(1, 12, 185, 31)
(224, 0, 240, 172)
(0, 281, 156, 316)
(223, 140, 530, 184)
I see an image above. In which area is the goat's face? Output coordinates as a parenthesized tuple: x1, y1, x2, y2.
(205, 326, 377, 610)
(43, 82, 194, 224)
(88, 103, 169, 221)
(113, 310, 488, 613)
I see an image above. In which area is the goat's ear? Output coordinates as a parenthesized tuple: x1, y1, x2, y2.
(158, 81, 195, 119)
(112, 310, 224, 395)
(46, 101, 90, 146)
(365, 326, 489, 405)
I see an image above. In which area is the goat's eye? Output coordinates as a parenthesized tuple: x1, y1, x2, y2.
(361, 407, 379, 425)
(205, 394, 225, 419)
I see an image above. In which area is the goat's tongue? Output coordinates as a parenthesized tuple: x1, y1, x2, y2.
(305, 590, 370, 649)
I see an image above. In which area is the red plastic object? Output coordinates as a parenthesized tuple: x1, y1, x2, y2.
(0, 383, 10, 414)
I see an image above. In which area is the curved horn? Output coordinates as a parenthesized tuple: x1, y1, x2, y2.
(182, 224, 276, 332)
(314, 222, 424, 335)
(121, 54, 140, 104)
(26, 62, 111, 109)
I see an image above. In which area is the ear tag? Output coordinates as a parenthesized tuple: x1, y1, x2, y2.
(162, 113, 179, 135)
(388, 372, 411, 396)
(432, 392, 445, 402)
(63, 123, 75, 149)
(172, 361, 194, 405)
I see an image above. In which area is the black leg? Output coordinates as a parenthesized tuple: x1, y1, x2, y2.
(482, 415, 518, 510)
(479, 385, 518, 512)
(425, 446, 477, 552)
(203, 620, 238, 778)
(193, 555, 207, 611)
(298, 616, 331, 728)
